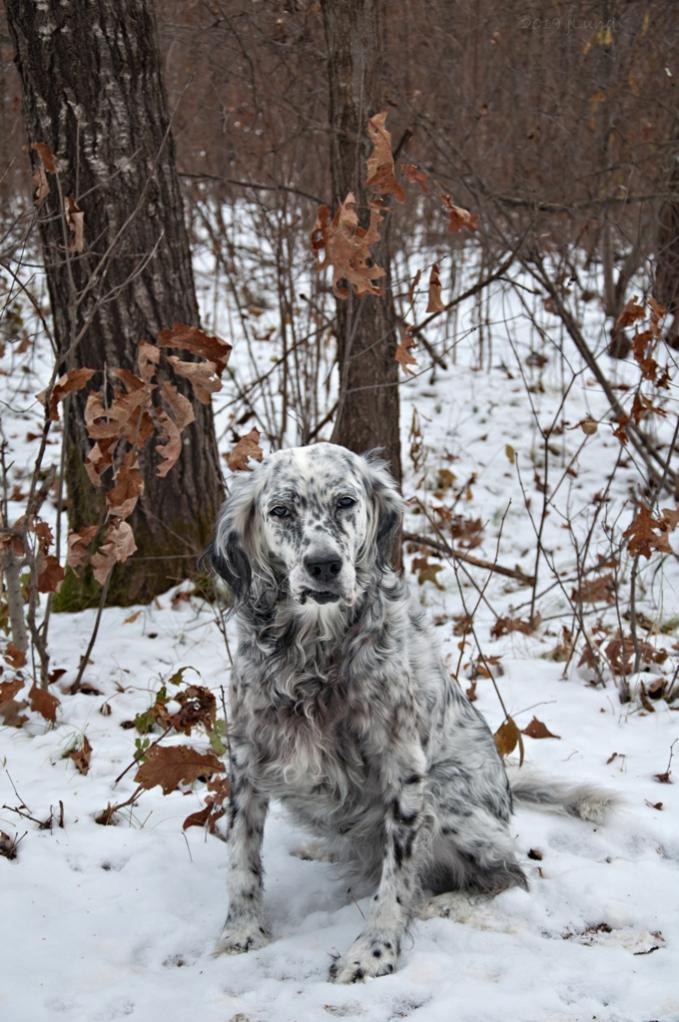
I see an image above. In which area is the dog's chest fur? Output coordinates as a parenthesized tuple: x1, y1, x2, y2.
(231, 592, 437, 830)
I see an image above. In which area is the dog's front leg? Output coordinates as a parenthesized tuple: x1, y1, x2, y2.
(331, 741, 427, 982)
(215, 750, 270, 955)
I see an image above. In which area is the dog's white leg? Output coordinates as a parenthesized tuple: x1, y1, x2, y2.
(330, 740, 427, 983)
(214, 750, 270, 956)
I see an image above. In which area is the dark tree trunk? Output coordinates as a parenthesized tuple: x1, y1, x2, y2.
(321, 0, 402, 486)
(6, 0, 223, 607)
(655, 146, 679, 350)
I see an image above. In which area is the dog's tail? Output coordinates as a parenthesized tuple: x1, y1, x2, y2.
(507, 766, 619, 824)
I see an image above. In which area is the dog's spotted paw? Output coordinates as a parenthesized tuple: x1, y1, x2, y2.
(329, 934, 399, 983)
(214, 919, 271, 956)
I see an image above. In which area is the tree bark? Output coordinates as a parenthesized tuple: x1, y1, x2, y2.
(6, 0, 223, 607)
(654, 143, 679, 349)
(321, 0, 402, 486)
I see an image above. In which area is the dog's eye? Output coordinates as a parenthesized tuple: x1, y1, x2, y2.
(269, 505, 290, 519)
(336, 496, 356, 510)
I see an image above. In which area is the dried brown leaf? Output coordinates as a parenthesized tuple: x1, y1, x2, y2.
(494, 716, 525, 765)
(226, 428, 264, 471)
(90, 521, 137, 584)
(441, 194, 479, 233)
(39, 368, 96, 421)
(155, 410, 182, 479)
(426, 263, 445, 313)
(623, 504, 673, 559)
(70, 736, 92, 775)
(615, 298, 645, 330)
(366, 111, 405, 202)
(67, 525, 99, 569)
(407, 268, 422, 305)
(160, 381, 196, 430)
(411, 555, 445, 590)
(134, 744, 225, 795)
(29, 684, 59, 722)
(137, 341, 160, 384)
(168, 356, 221, 404)
(395, 325, 418, 375)
(157, 323, 231, 375)
(312, 193, 385, 299)
(84, 387, 155, 446)
(31, 141, 57, 173)
(572, 573, 615, 605)
(402, 163, 429, 193)
(491, 615, 541, 639)
(521, 716, 560, 739)
(0, 679, 24, 707)
(4, 643, 27, 669)
(106, 451, 143, 519)
(36, 554, 65, 594)
(65, 195, 85, 253)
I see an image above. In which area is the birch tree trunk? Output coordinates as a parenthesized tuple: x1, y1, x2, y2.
(6, 0, 223, 607)
(321, 0, 402, 486)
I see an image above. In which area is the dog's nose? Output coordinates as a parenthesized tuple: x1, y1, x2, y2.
(304, 554, 342, 586)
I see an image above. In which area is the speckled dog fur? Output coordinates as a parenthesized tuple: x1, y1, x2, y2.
(210, 443, 615, 982)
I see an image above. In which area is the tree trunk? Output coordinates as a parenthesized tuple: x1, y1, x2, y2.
(6, 0, 223, 607)
(321, 0, 402, 486)
(655, 143, 679, 350)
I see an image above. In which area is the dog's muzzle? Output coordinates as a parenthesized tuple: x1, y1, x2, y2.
(302, 553, 343, 604)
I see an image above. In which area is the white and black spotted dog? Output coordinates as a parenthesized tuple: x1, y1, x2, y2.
(210, 442, 614, 982)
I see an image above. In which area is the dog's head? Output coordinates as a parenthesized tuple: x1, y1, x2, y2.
(210, 442, 402, 612)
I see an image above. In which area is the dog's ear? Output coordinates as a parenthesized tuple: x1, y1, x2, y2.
(209, 471, 256, 603)
(361, 448, 404, 569)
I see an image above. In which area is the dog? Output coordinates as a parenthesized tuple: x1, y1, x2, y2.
(209, 442, 615, 982)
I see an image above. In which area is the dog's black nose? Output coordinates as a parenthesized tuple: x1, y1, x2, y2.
(304, 554, 342, 586)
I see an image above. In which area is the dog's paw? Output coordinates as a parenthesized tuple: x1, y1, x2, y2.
(329, 934, 399, 983)
(213, 919, 271, 956)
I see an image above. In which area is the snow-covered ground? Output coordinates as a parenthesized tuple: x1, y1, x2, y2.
(1, 232, 678, 1021)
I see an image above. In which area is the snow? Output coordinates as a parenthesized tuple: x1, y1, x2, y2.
(2, 236, 679, 1022)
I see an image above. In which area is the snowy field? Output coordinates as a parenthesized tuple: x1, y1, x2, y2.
(1, 235, 679, 1022)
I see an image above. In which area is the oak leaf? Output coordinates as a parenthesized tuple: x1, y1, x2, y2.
(366, 112, 405, 202)
(0, 679, 24, 707)
(615, 298, 645, 330)
(29, 684, 59, 722)
(160, 381, 195, 430)
(168, 356, 221, 404)
(70, 736, 92, 775)
(39, 368, 96, 421)
(90, 521, 137, 584)
(572, 573, 615, 605)
(494, 716, 525, 765)
(491, 614, 541, 639)
(407, 268, 422, 305)
(312, 194, 386, 298)
(134, 744, 225, 795)
(395, 325, 418, 375)
(67, 526, 99, 570)
(137, 341, 160, 384)
(4, 643, 27, 669)
(157, 323, 231, 375)
(402, 163, 429, 193)
(623, 504, 673, 559)
(36, 554, 65, 593)
(411, 555, 445, 590)
(426, 263, 445, 313)
(84, 387, 155, 446)
(521, 716, 560, 739)
(106, 451, 143, 519)
(226, 428, 264, 471)
(65, 195, 85, 253)
(441, 194, 479, 233)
